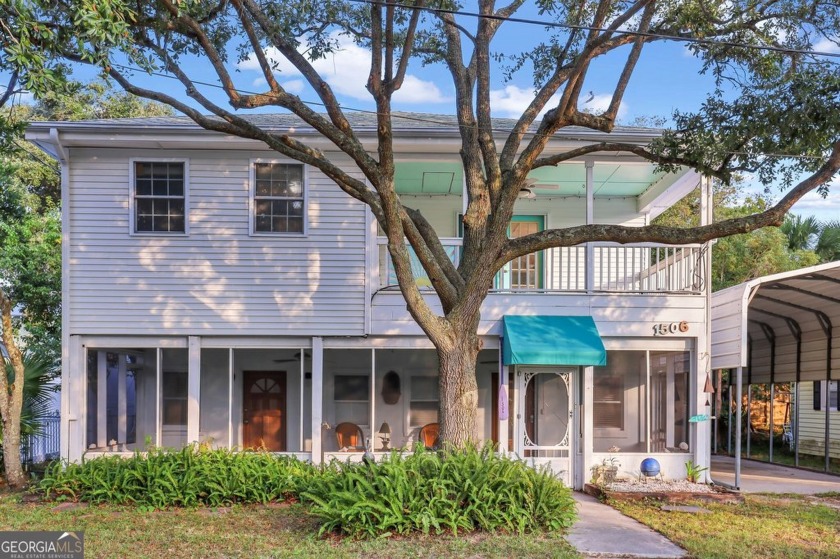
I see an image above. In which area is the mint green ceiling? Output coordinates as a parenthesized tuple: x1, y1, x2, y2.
(395, 162, 463, 194)
(395, 161, 668, 196)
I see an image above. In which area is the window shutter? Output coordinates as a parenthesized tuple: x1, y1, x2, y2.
(813, 381, 822, 411)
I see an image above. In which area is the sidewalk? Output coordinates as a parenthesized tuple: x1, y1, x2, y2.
(567, 492, 686, 558)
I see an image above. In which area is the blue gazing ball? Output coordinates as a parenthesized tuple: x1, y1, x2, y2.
(640, 457, 661, 477)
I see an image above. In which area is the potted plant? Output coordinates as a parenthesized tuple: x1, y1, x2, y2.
(590, 456, 620, 485)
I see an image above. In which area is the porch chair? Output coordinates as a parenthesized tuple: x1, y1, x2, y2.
(334, 422, 366, 452)
(782, 423, 794, 451)
(418, 422, 440, 449)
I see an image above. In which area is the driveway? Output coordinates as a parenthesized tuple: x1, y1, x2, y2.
(711, 455, 840, 494)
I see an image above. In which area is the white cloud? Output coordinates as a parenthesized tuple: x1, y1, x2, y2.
(487, 85, 628, 120)
(239, 35, 449, 104)
(488, 85, 551, 118)
(813, 37, 840, 54)
(283, 79, 305, 94)
(582, 93, 629, 120)
(251, 77, 304, 94)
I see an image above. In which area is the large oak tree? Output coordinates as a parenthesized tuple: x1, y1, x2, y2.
(3, 0, 840, 446)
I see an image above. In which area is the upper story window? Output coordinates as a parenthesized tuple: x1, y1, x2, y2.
(133, 161, 187, 234)
(252, 162, 305, 234)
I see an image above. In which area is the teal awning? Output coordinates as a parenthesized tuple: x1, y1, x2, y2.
(502, 315, 606, 366)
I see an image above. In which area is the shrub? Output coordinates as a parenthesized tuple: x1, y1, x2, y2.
(301, 444, 576, 538)
(39, 445, 318, 507)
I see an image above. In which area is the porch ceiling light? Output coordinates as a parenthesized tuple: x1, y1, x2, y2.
(517, 187, 536, 199)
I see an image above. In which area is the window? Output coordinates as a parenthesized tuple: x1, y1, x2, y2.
(162, 371, 188, 426)
(253, 162, 305, 233)
(409, 376, 439, 428)
(334, 375, 369, 425)
(593, 373, 624, 429)
(813, 381, 839, 411)
(133, 161, 186, 233)
(334, 375, 369, 402)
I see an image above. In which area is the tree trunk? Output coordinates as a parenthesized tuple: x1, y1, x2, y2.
(0, 292, 27, 488)
(437, 331, 481, 447)
(1, 414, 26, 488)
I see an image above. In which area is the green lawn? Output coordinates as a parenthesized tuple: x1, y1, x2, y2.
(0, 493, 580, 559)
(614, 493, 840, 559)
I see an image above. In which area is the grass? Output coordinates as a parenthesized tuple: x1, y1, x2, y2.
(0, 492, 581, 559)
(614, 493, 840, 559)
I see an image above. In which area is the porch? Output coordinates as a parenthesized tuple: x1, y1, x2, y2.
(71, 331, 703, 489)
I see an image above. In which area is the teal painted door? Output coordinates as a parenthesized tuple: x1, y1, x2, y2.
(497, 216, 544, 289)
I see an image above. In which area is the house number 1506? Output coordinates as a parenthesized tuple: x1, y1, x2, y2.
(652, 321, 689, 336)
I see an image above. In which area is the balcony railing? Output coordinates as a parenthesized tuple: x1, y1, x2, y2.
(377, 238, 705, 294)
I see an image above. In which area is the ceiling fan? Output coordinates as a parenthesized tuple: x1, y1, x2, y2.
(273, 351, 311, 363)
(519, 178, 560, 199)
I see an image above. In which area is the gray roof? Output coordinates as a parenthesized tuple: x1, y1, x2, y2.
(28, 111, 663, 138)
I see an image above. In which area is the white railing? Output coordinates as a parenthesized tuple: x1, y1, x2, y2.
(377, 238, 705, 294)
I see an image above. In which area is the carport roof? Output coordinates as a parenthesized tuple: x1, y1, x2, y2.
(711, 261, 840, 382)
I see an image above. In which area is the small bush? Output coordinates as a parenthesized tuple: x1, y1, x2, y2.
(301, 444, 576, 538)
(39, 446, 318, 507)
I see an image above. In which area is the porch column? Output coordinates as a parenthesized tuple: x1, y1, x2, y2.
(228, 348, 234, 450)
(582, 365, 594, 491)
(734, 366, 743, 489)
(187, 336, 201, 443)
(155, 348, 162, 447)
(97, 351, 107, 448)
(66, 336, 84, 462)
(117, 354, 127, 444)
(498, 344, 509, 453)
(584, 160, 594, 292)
(311, 337, 324, 464)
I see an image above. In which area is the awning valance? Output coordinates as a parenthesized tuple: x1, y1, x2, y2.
(502, 315, 606, 366)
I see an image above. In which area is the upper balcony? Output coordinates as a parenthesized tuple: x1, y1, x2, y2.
(376, 238, 706, 295)
(372, 158, 708, 297)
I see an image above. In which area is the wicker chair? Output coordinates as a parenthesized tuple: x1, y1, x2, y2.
(418, 422, 440, 449)
(334, 422, 366, 451)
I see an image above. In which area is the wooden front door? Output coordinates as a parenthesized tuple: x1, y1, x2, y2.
(243, 371, 286, 451)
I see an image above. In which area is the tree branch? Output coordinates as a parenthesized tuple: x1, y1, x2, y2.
(500, 140, 840, 264)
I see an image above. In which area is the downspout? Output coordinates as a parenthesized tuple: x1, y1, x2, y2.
(50, 128, 72, 462)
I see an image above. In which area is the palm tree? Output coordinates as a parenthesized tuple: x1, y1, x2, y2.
(815, 220, 840, 263)
(0, 351, 57, 471)
(780, 214, 820, 251)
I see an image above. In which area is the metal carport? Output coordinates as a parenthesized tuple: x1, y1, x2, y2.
(711, 262, 840, 488)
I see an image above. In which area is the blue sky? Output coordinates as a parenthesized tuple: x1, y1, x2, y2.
(5, 8, 839, 221)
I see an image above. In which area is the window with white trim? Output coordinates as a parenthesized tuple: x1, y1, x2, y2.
(134, 161, 186, 233)
(813, 381, 839, 411)
(253, 163, 305, 233)
(409, 376, 439, 428)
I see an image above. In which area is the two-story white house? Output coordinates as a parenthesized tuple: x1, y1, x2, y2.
(28, 113, 714, 489)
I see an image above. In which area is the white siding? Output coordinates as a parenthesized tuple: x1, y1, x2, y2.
(797, 381, 840, 460)
(711, 284, 748, 370)
(371, 291, 706, 337)
(67, 148, 367, 336)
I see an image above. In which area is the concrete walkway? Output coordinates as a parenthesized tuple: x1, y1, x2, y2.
(711, 455, 840, 494)
(567, 492, 686, 558)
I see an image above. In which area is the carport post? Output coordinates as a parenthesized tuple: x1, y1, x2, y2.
(735, 366, 742, 490)
(727, 372, 732, 455)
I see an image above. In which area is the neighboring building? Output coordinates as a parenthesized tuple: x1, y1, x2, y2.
(712, 263, 840, 468)
(28, 114, 713, 488)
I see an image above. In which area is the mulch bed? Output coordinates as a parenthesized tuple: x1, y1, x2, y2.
(584, 482, 744, 504)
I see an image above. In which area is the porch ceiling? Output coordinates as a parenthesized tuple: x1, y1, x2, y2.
(394, 161, 674, 197)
